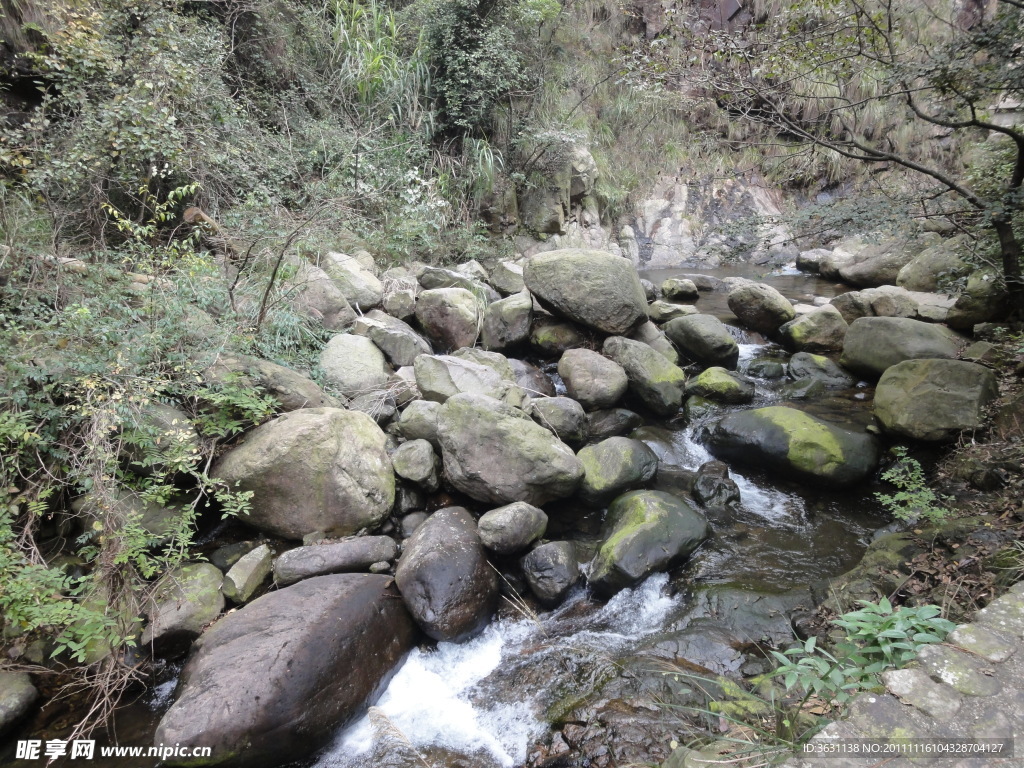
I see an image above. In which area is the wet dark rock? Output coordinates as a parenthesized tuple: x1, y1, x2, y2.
(521, 541, 580, 605)
(141, 563, 225, 657)
(587, 408, 644, 440)
(0, 671, 38, 735)
(684, 367, 755, 404)
(707, 406, 880, 487)
(154, 574, 415, 767)
(509, 358, 557, 397)
(577, 437, 659, 502)
(787, 352, 856, 388)
(589, 491, 709, 596)
(530, 316, 586, 355)
(692, 460, 740, 509)
(745, 358, 786, 379)
(395, 507, 498, 642)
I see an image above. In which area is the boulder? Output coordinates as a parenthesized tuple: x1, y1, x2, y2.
(781, 378, 826, 400)
(558, 349, 629, 411)
(589, 491, 709, 596)
(530, 316, 586, 355)
(73, 488, 184, 544)
(397, 399, 441, 445)
(570, 146, 599, 198)
(418, 267, 499, 302)
(602, 336, 687, 416)
(284, 257, 356, 330)
(896, 236, 971, 291)
(0, 671, 37, 735)
(629, 320, 680, 364)
(529, 396, 589, 445)
(451, 347, 517, 379)
(352, 311, 431, 367)
(212, 408, 395, 540)
(274, 537, 398, 586)
(395, 507, 498, 642)
(121, 402, 200, 478)
(436, 393, 584, 505)
(693, 460, 740, 509)
(481, 291, 533, 350)
(664, 314, 739, 369)
(487, 261, 526, 296)
(863, 285, 920, 318)
(415, 288, 481, 350)
(223, 544, 273, 603)
(524, 249, 648, 334)
(707, 406, 880, 486)
(477, 502, 548, 555)
(647, 300, 697, 323)
(640, 278, 659, 302)
(202, 353, 338, 411)
(787, 352, 857, 388)
(840, 317, 964, 378)
(661, 278, 699, 301)
(577, 437, 659, 502)
(946, 268, 1008, 329)
(726, 283, 795, 334)
(588, 408, 644, 440)
(745, 358, 786, 379)
(837, 243, 917, 287)
(391, 439, 440, 491)
(874, 359, 999, 442)
(319, 334, 389, 397)
(321, 251, 384, 310)
(684, 367, 755, 404)
(509, 358, 556, 397)
(521, 542, 579, 606)
(382, 282, 418, 321)
(830, 291, 875, 324)
(779, 305, 848, 353)
(142, 563, 225, 657)
(413, 354, 524, 407)
(153, 575, 415, 767)
(796, 248, 831, 273)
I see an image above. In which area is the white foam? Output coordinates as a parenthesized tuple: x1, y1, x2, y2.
(316, 576, 679, 768)
(736, 343, 763, 363)
(731, 471, 805, 525)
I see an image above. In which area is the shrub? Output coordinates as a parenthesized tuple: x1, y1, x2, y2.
(875, 447, 949, 523)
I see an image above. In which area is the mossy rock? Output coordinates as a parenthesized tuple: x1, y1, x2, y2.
(684, 367, 755, 404)
(707, 405, 880, 487)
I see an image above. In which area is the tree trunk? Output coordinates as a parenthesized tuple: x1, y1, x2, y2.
(993, 217, 1024, 320)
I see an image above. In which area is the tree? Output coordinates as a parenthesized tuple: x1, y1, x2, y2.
(688, 0, 1024, 313)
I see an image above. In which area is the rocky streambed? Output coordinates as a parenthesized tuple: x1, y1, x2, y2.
(5, 241, 1007, 768)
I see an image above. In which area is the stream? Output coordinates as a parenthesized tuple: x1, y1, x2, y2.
(8, 263, 891, 768)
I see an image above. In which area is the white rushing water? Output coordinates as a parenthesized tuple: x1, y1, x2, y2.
(314, 575, 678, 768)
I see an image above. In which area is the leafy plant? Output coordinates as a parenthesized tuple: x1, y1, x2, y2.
(875, 447, 949, 523)
(832, 597, 956, 667)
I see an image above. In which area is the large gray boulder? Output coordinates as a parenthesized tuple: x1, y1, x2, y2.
(707, 406, 880, 487)
(874, 359, 999, 442)
(413, 354, 524, 407)
(142, 563, 225, 657)
(274, 537, 398, 586)
(212, 408, 395, 540)
(661, 278, 699, 301)
(524, 249, 648, 334)
(202, 353, 338, 411)
(630, 320, 680, 364)
(648, 300, 698, 323)
(321, 251, 383, 310)
(521, 542, 579, 606)
(896, 236, 971, 291)
(577, 437, 659, 502)
(414, 287, 481, 350)
(487, 261, 526, 296)
(395, 507, 498, 642)
(436, 393, 583, 505)
(319, 334, 389, 397)
(602, 336, 687, 416)
(588, 408, 644, 440)
(726, 283, 795, 335)
(840, 317, 964, 378)
(419, 266, 499, 302)
(352, 311, 431, 367)
(837, 242, 918, 287)
(779, 305, 848, 354)
(589, 491, 708, 596)
(946, 268, 1008, 329)
(481, 290, 533, 350)
(477, 502, 548, 555)
(154, 575, 415, 767)
(664, 314, 739, 369)
(558, 349, 628, 411)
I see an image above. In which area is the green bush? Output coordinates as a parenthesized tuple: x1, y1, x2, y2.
(875, 447, 949, 523)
